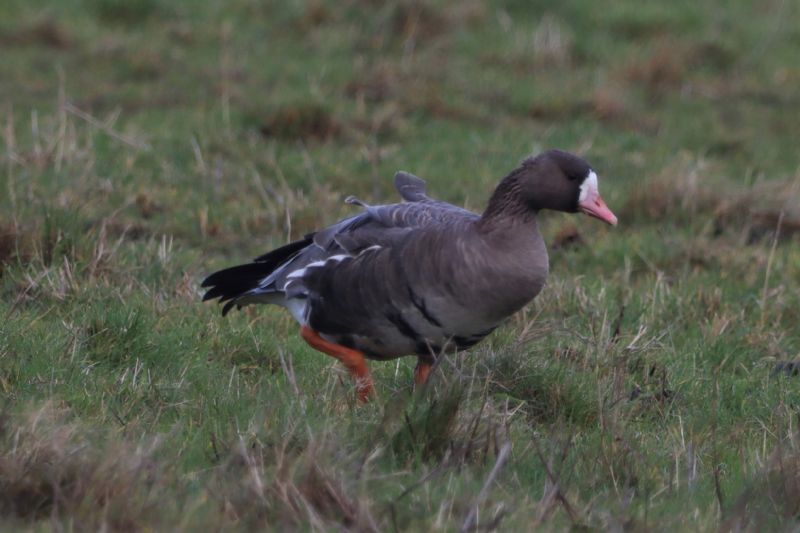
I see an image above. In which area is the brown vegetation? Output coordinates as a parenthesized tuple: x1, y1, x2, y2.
(0, 404, 170, 529)
(620, 157, 800, 243)
(0, 18, 73, 49)
(259, 104, 342, 142)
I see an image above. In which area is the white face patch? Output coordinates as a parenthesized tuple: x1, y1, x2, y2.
(578, 171, 598, 203)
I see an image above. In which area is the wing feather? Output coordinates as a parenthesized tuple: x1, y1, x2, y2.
(203, 169, 479, 316)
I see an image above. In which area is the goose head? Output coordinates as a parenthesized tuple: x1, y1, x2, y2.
(519, 149, 617, 225)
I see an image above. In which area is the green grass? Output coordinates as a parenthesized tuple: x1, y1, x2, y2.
(2, 0, 800, 529)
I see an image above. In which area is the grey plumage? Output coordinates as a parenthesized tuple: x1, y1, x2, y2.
(203, 149, 615, 363)
(203, 169, 545, 360)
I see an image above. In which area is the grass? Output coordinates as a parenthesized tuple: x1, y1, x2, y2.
(2, 0, 800, 529)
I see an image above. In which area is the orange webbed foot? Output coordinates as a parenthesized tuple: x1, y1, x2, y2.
(414, 360, 433, 388)
(300, 326, 375, 404)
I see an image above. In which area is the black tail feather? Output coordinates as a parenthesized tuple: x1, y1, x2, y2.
(222, 300, 237, 316)
(202, 235, 312, 315)
(201, 263, 267, 300)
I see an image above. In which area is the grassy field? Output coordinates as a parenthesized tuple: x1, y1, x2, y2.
(2, 0, 800, 530)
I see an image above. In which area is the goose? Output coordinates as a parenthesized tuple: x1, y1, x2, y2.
(202, 149, 617, 402)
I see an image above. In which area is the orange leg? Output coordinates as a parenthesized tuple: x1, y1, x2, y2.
(414, 359, 433, 387)
(300, 326, 375, 403)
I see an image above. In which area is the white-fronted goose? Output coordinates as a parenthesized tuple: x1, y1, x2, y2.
(202, 150, 617, 402)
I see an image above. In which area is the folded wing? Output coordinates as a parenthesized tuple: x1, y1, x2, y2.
(201, 171, 477, 316)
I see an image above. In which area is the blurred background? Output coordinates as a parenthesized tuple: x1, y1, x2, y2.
(2, 0, 800, 530)
(2, 0, 799, 252)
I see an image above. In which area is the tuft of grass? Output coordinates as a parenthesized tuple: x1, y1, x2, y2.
(0, 17, 73, 49)
(619, 154, 800, 245)
(257, 104, 342, 142)
(212, 434, 381, 531)
(0, 404, 172, 529)
(722, 438, 800, 530)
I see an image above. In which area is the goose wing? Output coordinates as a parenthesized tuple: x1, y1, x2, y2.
(202, 171, 477, 315)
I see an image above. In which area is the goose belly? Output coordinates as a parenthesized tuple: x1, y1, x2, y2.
(316, 299, 499, 362)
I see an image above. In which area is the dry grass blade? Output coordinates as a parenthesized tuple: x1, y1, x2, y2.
(215, 433, 380, 531)
(531, 436, 580, 526)
(63, 103, 150, 150)
(460, 441, 511, 532)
